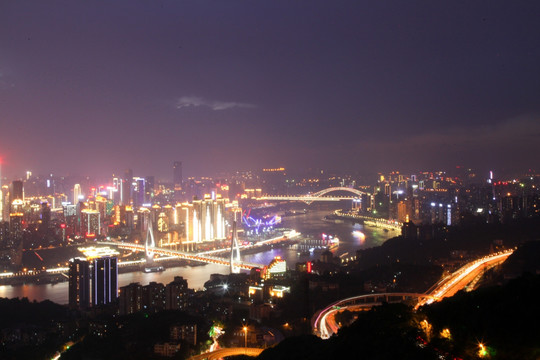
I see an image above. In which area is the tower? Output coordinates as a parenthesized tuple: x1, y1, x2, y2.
(92, 256, 118, 306)
(69, 258, 90, 310)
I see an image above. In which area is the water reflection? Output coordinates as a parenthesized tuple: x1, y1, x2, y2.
(0, 210, 398, 304)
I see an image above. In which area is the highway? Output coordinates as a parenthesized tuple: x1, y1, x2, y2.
(415, 249, 514, 308)
(314, 249, 514, 339)
(188, 347, 263, 360)
(313, 293, 433, 339)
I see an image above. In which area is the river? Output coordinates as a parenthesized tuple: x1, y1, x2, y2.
(0, 210, 398, 304)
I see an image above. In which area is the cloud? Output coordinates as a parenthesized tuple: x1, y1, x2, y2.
(176, 96, 256, 111)
(350, 115, 540, 171)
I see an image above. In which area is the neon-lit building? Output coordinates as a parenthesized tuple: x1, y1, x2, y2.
(263, 256, 287, 280)
(92, 256, 118, 306)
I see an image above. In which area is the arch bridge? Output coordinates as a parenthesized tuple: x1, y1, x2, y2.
(257, 186, 370, 205)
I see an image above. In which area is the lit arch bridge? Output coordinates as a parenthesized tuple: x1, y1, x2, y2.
(188, 347, 263, 360)
(257, 187, 370, 205)
(312, 292, 434, 339)
(96, 241, 263, 270)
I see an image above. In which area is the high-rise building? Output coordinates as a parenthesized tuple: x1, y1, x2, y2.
(145, 176, 155, 204)
(142, 281, 165, 311)
(63, 204, 77, 236)
(81, 209, 100, 238)
(122, 169, 133, 205)
(165, 276, 188, 310)
(119, 282, 142, 315)
(8, 198, 24, 249)
(112, 177, 121, 204)
(1, 186, 8, 222)
(69, 258, 91, 310)
(92, 257, 118, 306)
(73, 184, 82, 204)
(134, 177, 145, 208)
(192, 197, 227, 242)
(40, 201, 51, 231)
(11, 180, 23, 201)
(173, 161, 182, 189)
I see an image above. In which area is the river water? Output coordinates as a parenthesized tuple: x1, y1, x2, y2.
(0, 210, 398, 304)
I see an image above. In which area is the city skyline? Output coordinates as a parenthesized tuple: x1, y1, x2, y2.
(1, 3, 540, 358)
(1, 1, 539, 179)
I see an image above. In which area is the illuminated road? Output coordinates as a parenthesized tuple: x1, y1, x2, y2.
(416, 249, 514, 308)
(314, 250, 514, 339)
(188, 347, 263, 360)
(333, 210, 403, 231)
(313, 293, 433, 339)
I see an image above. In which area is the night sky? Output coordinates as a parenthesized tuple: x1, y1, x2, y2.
(1, 1, 539, 180)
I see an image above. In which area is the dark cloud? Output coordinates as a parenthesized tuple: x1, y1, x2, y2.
(176, 96, 256, 111)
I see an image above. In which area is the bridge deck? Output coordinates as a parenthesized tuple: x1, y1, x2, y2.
(97, 241, 264, 269)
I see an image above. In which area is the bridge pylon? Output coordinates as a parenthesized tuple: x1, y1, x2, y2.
(145, 222, 156, 264)
(230, 216, 241, 274)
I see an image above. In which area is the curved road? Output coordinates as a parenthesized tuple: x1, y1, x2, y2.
(189, 347, 263, 360)
(314, 249, 514, 338)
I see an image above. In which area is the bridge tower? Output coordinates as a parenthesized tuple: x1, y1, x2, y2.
(230, 214, 241, 274)
(145, 222, 156, 264)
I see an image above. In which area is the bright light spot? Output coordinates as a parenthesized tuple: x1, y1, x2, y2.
(478, 343, 488, 357)
(440, 328, 451, 340)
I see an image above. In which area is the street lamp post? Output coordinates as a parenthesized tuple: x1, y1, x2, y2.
(243, 326, 248, 348)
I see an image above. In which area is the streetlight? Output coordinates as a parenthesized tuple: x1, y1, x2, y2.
(243, 326, 248, 348)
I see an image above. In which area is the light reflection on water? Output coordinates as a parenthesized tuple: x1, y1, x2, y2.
(0, 210, 398, 304)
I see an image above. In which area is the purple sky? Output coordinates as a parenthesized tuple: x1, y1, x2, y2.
(1, 1, 539, 180)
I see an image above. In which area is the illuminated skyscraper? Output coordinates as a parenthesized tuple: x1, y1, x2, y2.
(73, 184, 82, 204)
(69, 258, 90, 310)
(92, 256, 118, 306)
(181, 197, 227, 248)
(81, 209, 100, 238)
